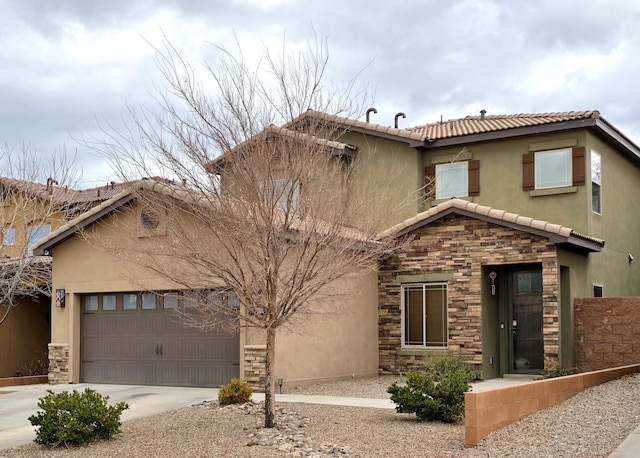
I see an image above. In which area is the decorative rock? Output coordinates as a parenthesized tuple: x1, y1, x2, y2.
(201, 400, 352, 457)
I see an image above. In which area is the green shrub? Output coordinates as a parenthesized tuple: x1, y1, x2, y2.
(387, 370, 470, 423)
(218, 378, 253, 405)
(28, 388, 129, 447)
(423, 351, 480, 383)
(536, 364, 579, 380)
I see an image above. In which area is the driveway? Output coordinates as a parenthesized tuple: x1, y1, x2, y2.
(0, 383, 215, 450)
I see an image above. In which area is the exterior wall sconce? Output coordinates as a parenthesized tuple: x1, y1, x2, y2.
(630, 253, 634, 263)
(489, 271, 497, 296)
(55, 289, 65, 308)
(277, 378, 283, 394)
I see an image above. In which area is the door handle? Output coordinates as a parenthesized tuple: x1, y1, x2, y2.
(159, 343, 163, 356)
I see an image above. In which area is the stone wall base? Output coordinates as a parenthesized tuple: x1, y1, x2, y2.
(244, 345, 266, 391)
(48, 343, 69, 385)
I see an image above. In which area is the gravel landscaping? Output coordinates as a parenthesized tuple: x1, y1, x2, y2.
(3, 373, 640, 457)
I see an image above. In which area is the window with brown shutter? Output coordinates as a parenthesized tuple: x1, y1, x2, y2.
(468, 160, 480, 196)
(424, 160, 480, 199)
(522, 153, 535, 191)
(572, 147, 585, 186)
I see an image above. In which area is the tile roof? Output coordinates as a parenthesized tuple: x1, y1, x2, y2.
(0, 177, 171, 208)
(409, 111, 601, 140)
(378, 198, 604, 252)
(288, 110, 429, 144)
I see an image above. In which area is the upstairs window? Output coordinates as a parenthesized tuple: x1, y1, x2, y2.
(523, 147, 585, 191)
(535, 149, 572, 188)
(259, 179, 300, 210)
(27, 225, 51, 255)
(402, 283, 448, 348)
(425, 160, 479, 200)
(3, 228, 15, 246)
(591, 150, 601, 214)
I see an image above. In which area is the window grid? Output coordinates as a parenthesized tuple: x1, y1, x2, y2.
(401, 283, 448, 348)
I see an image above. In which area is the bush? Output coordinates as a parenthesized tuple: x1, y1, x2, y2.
(28, 388, 129, 447)
(218, 378, 253, 405)
(536, 364, 579, 380)
(423, 351, 480, 383)
(387, 370, 470, 423)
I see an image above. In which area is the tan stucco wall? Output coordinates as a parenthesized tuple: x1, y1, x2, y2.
(49, 204, 379, 386)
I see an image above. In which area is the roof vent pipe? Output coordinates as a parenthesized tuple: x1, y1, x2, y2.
(480, 109, 487, 120)
(394, 112, 406, 128)
(365, 108, 377, 123)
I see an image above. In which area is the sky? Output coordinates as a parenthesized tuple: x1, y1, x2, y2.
(1, 0, 639, 188)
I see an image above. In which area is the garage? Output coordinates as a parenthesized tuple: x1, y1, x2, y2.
(80, 292, 239, 387)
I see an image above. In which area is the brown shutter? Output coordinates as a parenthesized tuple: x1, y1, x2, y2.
(522, 153, 535, 191)
(468, 160, 480, 196)
(425, 165, 436, 200)
(572, 146, 585, 186)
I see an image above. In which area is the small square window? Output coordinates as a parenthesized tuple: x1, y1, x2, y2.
(163, 293, 179, 309)
(435, 162, 468, 199)
(183, 291, 199, 308)
(142, 293, 156, 310)
(123, 294, 138, 310)
(535, 149, 572, 189)
(593, 285, 603, 297)
(84, 295, 99, 312)
(103, 295, 117, 311)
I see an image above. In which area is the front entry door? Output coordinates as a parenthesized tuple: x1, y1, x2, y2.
(508, 268, 544, 373)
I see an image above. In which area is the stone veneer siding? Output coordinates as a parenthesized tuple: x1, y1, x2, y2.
(48, 343, 69, 385)
(243, 345, 267, 391)
(379, 214, 560, 377)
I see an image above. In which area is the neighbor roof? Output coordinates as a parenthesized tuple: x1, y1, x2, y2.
(378, 198, 604, 253)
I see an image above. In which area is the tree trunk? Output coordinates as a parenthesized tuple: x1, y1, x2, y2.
(263, 325, 277, 428)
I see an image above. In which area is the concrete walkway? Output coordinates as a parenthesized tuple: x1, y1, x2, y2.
(1, 379, 638, 455)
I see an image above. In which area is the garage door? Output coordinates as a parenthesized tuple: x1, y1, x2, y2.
(80, 292, 239, 387)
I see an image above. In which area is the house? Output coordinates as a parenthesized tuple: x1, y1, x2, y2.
(33, 109, 640, 387)
(33, 179, 379, 387)
(294, 109, 637, 378)
(0, 177, 160, 378)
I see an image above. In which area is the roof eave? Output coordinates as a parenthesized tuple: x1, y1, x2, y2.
(425, 118, 600, 148)
(392, 206, 602, 254)
(33, 193, 136, 256)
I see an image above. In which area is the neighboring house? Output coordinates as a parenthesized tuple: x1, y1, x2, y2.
(33, 109, 640, 387)
(0, 177, 158, 378)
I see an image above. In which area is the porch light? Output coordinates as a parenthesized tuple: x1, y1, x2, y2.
(489, 271, 497, 296)
(277, 378, 283, 394)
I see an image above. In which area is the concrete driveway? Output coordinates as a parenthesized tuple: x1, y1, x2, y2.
(0, 383, 216, 450)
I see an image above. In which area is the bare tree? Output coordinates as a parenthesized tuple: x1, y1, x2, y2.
(0, 145, 80, 326)
(87, 37, 411, 428)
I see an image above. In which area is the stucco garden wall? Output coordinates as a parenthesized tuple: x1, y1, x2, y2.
(379, 213, 559, 377)
(575, 297, 640, 372)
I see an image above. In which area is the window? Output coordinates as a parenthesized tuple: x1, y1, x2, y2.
(163, 293, 179, 309)
(591, 150, 601, 214)
(535, 149, 571, 188)
(402, 283, 448, 347)
(27, 225, 51, 254)
(123, 294, 138, 310)
(259, 179, 300, 210)
(3, 228, 15, 246)
(141, 293, 157, 310)
(522, 147, 585, 191)
(425, 160, 479, 200)
(436, 162, 468, 199)
(593, 285, 603, 297)
(103, 295, 117, 311)
(84, 295, 99, 312)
